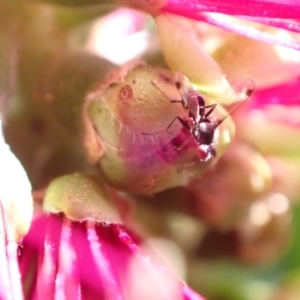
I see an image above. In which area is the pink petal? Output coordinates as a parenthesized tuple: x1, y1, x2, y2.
(162, 1, 300, 50)
(163, 0, 300, 19)
(18, 214, 206, 300)
(250, 79, 300, 108)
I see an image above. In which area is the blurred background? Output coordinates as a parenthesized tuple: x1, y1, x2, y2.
(2, 1, 300, 299)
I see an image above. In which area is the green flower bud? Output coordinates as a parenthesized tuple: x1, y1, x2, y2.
(154, 14, 231, 97)
(44, 173, 121, 223)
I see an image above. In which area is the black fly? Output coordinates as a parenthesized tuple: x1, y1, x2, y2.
(150, 74, 255, 162)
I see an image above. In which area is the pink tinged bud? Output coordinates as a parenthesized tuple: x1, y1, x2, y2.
(198, 196, 292, 264)
(189, 142, 294, 263)
(186, 143, 273, 230)
(84, 61, 230, 195)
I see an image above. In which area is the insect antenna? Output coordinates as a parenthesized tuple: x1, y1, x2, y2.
(151, 80, 182, 103)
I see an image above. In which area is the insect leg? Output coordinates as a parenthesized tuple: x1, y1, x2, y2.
(142, 116, 190, 137)
(177, 137, 194, 151)
(171, 117, 195, 151)
(170, 100, 183, 103)
(204, 103, 217, 118)
(168, 117, 190, 131)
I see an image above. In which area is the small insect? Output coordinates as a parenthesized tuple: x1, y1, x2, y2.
(151, 74, 255, 162)
(171, 73, 217, 124)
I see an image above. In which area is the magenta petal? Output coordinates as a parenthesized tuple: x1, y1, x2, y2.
(114, 225, 205, 300)
(250, 78, 300, 108)
(19, 214, 205, 300)
(85, 221, 125, 300)
(160, 9, 300, 51)
(163, 0, 300, 19)
(162, 1, 300, 50)
(55, 219, 81, 300)
(244, 79, 300, 127)
(19, 214, 63, 299)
